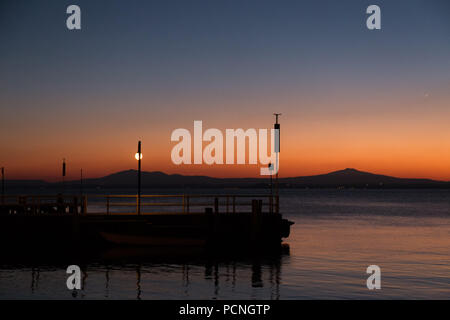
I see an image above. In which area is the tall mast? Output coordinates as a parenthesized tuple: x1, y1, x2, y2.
(273, 113, 281, 214)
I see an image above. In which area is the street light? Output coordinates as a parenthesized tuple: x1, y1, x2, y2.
(136, 141, 142, 215)
(135, 153, 143, 160)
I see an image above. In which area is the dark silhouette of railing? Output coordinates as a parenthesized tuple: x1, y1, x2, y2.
(0, 194, 279, 215)
(0, 194, 87, 215)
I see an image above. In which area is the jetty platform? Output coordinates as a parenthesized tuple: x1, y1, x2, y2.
(0, 194, 293, 250)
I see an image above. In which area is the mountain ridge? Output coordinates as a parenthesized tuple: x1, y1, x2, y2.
(4, 168, 448, 188)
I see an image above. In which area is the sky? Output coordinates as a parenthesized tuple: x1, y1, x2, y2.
(1, 0, 449, 181)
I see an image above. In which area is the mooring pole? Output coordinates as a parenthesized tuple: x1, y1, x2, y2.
(137, 141, 142, 215)
(80, 168, 83, 196)
(1, 167, 4, 204)
(80, 168, 83, 213)
(62, 158, 66, 195)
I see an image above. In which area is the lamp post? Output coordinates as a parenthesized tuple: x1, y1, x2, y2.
(135, 141, 142, 215)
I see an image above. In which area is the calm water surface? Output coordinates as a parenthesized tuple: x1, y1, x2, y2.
(0, 189, 449, 299)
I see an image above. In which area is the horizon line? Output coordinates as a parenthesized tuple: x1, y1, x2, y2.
(4, 168, 449, 184)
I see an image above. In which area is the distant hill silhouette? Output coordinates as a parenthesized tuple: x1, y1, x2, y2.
(4, 168, 449, 189)
(84, 169, 222, 186)
(282, 168, 446, 187)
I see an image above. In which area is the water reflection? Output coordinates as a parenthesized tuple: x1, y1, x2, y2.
(136, 264, 142, 300)
(0, 244, 289, 299)
(105, 267, 110, 298)
(31, 267, 40, 294)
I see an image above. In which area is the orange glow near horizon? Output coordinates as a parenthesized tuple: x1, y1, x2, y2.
(1, 91, 450, 182)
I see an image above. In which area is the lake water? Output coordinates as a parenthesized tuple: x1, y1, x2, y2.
(0, 189, 449, 299)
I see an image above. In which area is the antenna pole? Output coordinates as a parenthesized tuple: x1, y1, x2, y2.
(273, 113, 281, 214)
(80, 168, 83, 214)
(269, 163, 273, 195)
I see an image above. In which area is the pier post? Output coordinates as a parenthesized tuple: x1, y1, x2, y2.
(186, 196, 190, 213)
(251, 199, 262, 215)
(226, 196, 229, 214)
(276, 195, 279, 214)
(251, 199, 263, 242)
(269, 195, 273, 214)
(73, 197, 78, 215)
(214, 197, 219, 214)
(233, 196, 236, 214)
(57, 194, 64, 214)
(32, 196, 36, 215)
(62, 159, 66, 195)
(83, 195, 87, 215)
(182, 195, 185, 214)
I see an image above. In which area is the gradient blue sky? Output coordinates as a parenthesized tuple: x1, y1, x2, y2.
(1, 0, 449, 180)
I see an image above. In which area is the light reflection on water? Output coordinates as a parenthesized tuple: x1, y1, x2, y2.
(0, 189, 449, 299)
(0, 250, 287, 300)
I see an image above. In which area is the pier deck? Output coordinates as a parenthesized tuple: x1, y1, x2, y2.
(0, 194, 293, 250)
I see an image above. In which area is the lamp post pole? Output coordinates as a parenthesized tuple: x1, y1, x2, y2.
(137, 141, 142, 215)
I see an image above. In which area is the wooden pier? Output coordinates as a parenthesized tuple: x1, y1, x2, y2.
(0, 194, 293, 250)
